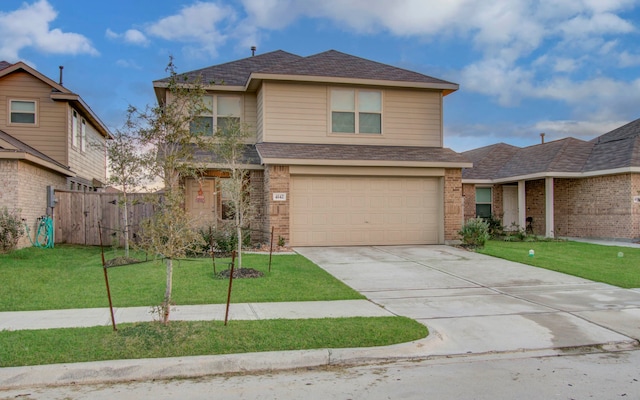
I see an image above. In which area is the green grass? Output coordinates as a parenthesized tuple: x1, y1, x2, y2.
(478, 240, 640, 288)
(0, 317, 427, 367)
(0, 245, 363, 311)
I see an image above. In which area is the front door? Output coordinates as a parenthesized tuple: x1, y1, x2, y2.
(503, 186, 519, 231)
(185, 178, 216, 227)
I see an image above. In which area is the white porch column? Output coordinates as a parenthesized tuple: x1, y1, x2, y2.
(545, 177, 554, 237)
(518, 180, 526, 229)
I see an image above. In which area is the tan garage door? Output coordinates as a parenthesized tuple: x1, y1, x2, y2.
(290, 176, 441, 246)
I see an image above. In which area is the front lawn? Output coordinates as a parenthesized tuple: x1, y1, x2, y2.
(0, 317, 427, 367)
(478, 240, 640, 288)
(0, 245, 364, 311)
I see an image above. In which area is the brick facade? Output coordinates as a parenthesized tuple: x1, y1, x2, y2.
(263, 165, 290, 245)
(0, 160, 67, 249)
(444, 168, 463, 242)
(464, 174, 640, 240)
(248, 169, 265, 243)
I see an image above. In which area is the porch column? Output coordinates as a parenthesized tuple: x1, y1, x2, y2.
(545, 177, 554, 237)
(518, 180, 526, 229)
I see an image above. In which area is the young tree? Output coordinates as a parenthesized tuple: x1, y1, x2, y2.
(105, 111, 147, 257)
(131, 57, 212, 323)
(214, 120, 255, 269)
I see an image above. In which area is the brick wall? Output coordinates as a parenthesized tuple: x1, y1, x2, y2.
(492, 184, 504, 220)
(524, 179, 546, 235)
(462, 183, 476, 221)
(554, 174, 637, 239)
(444, 168, 463, 242)
(248, 169, 265, 243)
(0, 160, 67, 249)
(264, 165, 290, 244)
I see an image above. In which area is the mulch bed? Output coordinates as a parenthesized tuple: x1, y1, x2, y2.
(215, 267, 265, 279)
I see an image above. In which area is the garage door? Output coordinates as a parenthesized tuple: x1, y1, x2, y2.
(290, 176, 440, 246)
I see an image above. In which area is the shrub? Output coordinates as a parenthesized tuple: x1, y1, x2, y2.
(485, 215, 504, 238)
(0, 207, 25, 253)
(458, 218, 491, 249)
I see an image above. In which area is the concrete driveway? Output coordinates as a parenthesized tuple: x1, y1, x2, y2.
(296, 245, 640, 356)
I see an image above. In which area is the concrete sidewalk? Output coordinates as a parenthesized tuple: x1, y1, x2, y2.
(0, 300, 393, 331)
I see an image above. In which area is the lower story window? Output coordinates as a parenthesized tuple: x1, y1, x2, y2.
(475, 187, 492, 218)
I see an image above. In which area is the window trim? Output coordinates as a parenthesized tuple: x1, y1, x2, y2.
(9, 99, 38, 126)
(81, 118, 87, 152)
(190, 94, 243, 136)
(475, 186, 493, 219)
(329, 88, 383, 135)
(72, 110, 79, 148)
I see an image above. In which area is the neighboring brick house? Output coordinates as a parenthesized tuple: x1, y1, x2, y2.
(0, 61, 112, 248)
(462, 118, 640, 241)
(153, 50, 470, 246)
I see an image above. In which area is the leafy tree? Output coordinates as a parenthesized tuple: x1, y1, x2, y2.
(105, 112, 147, 257)
(214, 120, 255, 268)
(129, 57, 212, 323)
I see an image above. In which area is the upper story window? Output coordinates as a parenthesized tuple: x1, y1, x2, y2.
(10, 100, 37, 124)
(190, 95, 242, 136)
(331, 89, 382, 134)
(81, 118, 87, 152)
(72, 110, 78, 147)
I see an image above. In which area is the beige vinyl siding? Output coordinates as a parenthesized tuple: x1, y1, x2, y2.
(263, 82, 327, 142)
(67, 109, 107, 183)
(256, 86, 264, 142)
(262, 82, 443, 147)
(384, 89, 442, 147)
(0, 71, 67, 164)
(243, 93, 258, 139)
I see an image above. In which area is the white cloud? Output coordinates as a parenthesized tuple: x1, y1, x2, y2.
(619, 51, 640, 67)
(0, 0, 98, 61)
(116, 59, 142, 70)
(106, 28, 150, 46)
(145, 2, 236, 57)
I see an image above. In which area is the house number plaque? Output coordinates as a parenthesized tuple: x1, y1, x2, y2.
(273, 193, 287, 201)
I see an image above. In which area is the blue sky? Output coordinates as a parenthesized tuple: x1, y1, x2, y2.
(2, 0, 640, 152)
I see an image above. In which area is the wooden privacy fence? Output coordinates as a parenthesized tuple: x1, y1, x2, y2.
(54, 191, 160, 246)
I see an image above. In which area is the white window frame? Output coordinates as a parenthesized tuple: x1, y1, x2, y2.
(9, 99, 38, 126)
(72, 110, 78, 148)
(190, 95, 242, 136)
(329, 88, 382, 135)
(81, 118, 87, 152)
(475, 186, 493, 219)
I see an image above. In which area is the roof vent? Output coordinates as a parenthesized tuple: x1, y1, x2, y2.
(58, 65, 64, 85)
(540, 132, 545, 144)
(251, 46, 256, 57)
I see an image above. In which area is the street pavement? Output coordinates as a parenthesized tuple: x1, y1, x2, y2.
(1, 244, 640, 389)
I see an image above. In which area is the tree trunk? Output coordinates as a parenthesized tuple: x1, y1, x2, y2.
(163, 257, 173, 324)
(236, 206, 242, 269)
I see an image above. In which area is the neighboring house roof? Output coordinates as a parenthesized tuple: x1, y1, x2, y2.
(0, 61, 112, 139)
(463, 117, 640, 182)
(153, 49, 458, 97)
(256, 142, 472, 168)
(0, 129, 73, 176)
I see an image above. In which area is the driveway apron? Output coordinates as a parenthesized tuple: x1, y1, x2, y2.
(296, 245, 640, 356)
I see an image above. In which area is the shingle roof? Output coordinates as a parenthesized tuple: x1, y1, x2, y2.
(155, 50, 456, 88)
(191, 144, 261, 165)
(155, 51, 302, 86)
(256, 142, 470, 164)
(0, 61, 11, 71)
(0, 129, 71, 171)
(256, 50, 456, 85)
(463, 117, 640, 180)
(462, 143, 519, 179)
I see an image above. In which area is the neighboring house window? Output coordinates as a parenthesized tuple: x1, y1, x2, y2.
(10, 100, 36, 124)
(476, 187, 492, 218)
(81, 118, 87, 152)
(72, 110, 78, 147)
(331, 89, 382, 134)
(190, 95, 241, 136)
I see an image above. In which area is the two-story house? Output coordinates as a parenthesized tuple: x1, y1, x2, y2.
(0, 61, 111, 248)
(153, 50, 470, 246)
